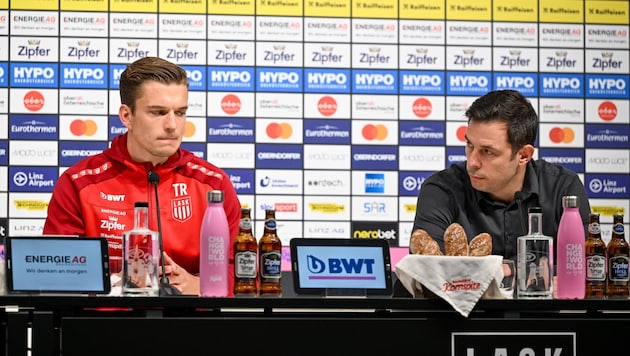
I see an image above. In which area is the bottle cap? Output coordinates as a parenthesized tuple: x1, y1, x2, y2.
(207, 190, 224, 203)
(528, 207, 542, 214)
(562, 195, 578, 208)
(134, 202, 149, 208)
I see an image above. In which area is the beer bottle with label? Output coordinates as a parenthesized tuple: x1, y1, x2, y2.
(585, 213, 606, 298)
(258, 209, 282, 296)
(233, 208, 258, 296)
(607, 214, 628, 298)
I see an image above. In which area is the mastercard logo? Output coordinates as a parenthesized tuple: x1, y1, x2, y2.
(412, 97, 432, 118)
(456, 125, 467, 142)
(266, 122, 292, 139)
(317, 96, 337, 117)
(23, 90, 44, 112)
(549, 127, 575, 144)
(184, 121, 196, 138)
(70, 119, 98, 136)
(362, 124, 388, 141)
(221, 94, 241, 115)
(598, 101, 617, 122)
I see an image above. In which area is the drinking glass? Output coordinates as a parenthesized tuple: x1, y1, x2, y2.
(500, 259, 516, 299)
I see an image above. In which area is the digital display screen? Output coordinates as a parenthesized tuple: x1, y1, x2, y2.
(291, 238, 392, 295)
(7, 237, 110, 294)
(295, 245, 388, 289)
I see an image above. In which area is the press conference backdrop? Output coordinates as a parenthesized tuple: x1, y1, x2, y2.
(0, 0, 629, 250)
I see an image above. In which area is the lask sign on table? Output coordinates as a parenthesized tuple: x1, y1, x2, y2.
(452, 332, 575, 356)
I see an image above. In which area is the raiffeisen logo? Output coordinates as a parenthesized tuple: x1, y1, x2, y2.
(23, 91, 45, 112)
(412, 97, 432, 118)
(549, 127, 575, 144)
(221, 94, 241, 115)
(70, 119, 97, 137)
(598, 101, 617, 121)
(306, 254, 376, 278)
(266, 122, 293, 139)
(362, 124, 387, 141)
(317, 96, 337, 117)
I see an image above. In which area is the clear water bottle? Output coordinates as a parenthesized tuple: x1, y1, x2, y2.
(556, 196, 586, 299)
(122, 202, 159, 296)
(199, 190, 230, 297)
(517, 207, 553, 299)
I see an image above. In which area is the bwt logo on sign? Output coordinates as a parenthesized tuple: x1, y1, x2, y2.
(306, 255, 376, 279)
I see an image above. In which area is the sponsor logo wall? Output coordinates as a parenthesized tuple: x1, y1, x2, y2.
(1, 0, 628, 249)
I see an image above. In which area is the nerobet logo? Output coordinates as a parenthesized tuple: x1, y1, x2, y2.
(306, 254, 376, 280)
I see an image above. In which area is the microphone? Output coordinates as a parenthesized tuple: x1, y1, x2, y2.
(148, 170, 182, 296)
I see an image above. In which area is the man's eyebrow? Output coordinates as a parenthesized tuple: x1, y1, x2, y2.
(146, 105, 188, 110)
(464, 134, 497, 150)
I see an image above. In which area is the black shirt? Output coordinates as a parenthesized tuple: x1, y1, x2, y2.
(413, 160, 591, 261)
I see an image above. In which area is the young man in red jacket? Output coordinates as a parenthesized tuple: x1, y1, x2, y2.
(43, 57, 241, 295)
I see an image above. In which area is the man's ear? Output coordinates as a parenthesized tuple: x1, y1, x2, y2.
(119, 104, 132, 129)
(518, 144, 535, 165)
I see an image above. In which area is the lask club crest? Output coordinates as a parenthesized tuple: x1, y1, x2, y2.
(171, 197, 192, 222)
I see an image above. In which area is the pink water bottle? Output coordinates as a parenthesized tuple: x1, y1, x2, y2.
(556, 195, 586, 299)
(199, 190, 230, 297)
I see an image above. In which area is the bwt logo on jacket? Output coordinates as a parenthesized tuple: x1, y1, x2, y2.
(306, 254, 376, 279)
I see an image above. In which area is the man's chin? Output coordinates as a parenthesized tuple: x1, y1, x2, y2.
(470, 180, 488, 193)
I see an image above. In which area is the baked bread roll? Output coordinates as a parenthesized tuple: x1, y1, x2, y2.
(410, 228, 443, 255)
(443, 223, 469, 256)
(468, 232, 492, 256)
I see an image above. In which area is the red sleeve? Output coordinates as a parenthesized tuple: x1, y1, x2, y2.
(43, 172, 86, 236)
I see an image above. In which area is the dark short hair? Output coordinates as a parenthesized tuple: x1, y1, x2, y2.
(465, 90, 538, 154)
(119, 57, 189, 113)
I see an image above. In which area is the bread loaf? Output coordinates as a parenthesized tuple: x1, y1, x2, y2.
(468, 232, 492, 256)
(410, 229, 443, 255)
(443, 223, 469, 256)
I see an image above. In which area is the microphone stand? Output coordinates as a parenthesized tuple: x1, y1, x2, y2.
(148, 171, 182, 296)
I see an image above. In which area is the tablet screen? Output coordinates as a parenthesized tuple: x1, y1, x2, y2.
(290, 238, 392, 296)
(6, 236, 111, 294)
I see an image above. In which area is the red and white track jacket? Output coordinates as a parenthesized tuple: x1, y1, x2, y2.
(43, 133, 241, 294)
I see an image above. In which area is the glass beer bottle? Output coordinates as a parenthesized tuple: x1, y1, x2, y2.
(258, 209, 282, 296)
(607, 214, 628, 298)
(233, 208, 258, 296)
(585, 213, 606, 298)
